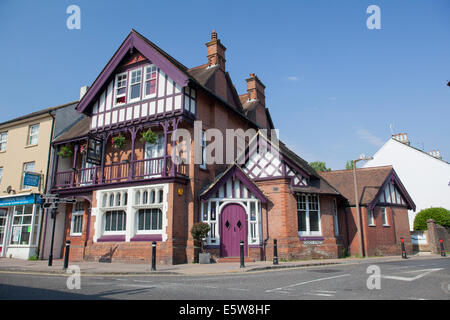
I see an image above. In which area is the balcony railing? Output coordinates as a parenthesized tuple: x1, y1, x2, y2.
(53, 157, 188, 189)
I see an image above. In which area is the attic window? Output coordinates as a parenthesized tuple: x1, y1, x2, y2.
(144, 65, 157, 98)
(115, 72, 127, 106)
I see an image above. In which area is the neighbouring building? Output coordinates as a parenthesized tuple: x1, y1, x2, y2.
(363, 133, 450, 230)
(0, 101, 80, 259)
(320, 166, 416, 256)
(45, 29, 351, 264)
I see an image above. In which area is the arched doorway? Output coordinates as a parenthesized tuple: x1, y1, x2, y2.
(219, 203, 247, 257)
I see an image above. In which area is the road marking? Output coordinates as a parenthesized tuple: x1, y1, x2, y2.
(226, 288, 250, 291)
(311, 290, 336, 294)
(381, 268, 443, 282)
(266, 274, 351, 293)
(306, 292, 334, 297)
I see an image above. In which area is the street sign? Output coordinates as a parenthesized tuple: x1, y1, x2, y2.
(23, 172, 41, 188)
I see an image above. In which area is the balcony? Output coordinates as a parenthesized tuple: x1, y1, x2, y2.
(53, 156, 188, 190)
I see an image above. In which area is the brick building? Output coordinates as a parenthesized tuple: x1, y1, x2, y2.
(320, 166, 416, 257)
(42, 30, 413, 264)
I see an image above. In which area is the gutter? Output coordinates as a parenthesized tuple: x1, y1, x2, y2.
(37, 110, 56, 259)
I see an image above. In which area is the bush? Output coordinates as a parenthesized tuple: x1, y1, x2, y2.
(190, 222, 210, 253)
(413, 207, 450, 231)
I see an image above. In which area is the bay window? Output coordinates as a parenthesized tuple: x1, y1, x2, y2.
(137, 208, 162, 232)
(297, 194, 321, 236)
(104, 210, 126, 232)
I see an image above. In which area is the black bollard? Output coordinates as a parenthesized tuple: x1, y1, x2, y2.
(151, 241, 157, 271)
(63, 240, 71, 270)
(400, 237, 407, 259)
(273, 239, 279, 265)
(48, 208, 57, 267)
(440, 239, 446, 257)
(240, 241, 245, 268)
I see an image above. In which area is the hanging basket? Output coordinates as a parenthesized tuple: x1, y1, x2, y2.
(112, 134, 126, 150)
(140, 128, 158, 144)
(57, 145, 73, 158)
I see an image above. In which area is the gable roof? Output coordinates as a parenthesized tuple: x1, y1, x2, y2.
(200, 164, 268, 203)
(319, 166, 415, 210)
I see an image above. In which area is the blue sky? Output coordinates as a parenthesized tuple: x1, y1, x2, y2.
(1, 0, 449, 169)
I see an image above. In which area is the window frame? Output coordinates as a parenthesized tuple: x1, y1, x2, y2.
(200, 130, 207, 170)
(21, 161, 36, 190)
(368, 209, 375, 226)
(103, 210, 127, 234)
(127, 67, 143, 103)
(381, 207, 389, 226)
(143, 64, 158, 99)
(136, 208, 163, 234)
(114, 72, 128, 107)
(70, 201, 84, 236)
(297, 193, 322, 237)
(9, 205, 37, 246)
(0, 167, 3, 185)
(27, 124, 39, 146)
(0, 131, 7, 151)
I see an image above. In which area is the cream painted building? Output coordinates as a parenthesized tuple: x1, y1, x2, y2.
(0, 101, 81, 259)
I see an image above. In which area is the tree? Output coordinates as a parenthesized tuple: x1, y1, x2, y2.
(309, 161, 331, 172)
(413, 207, 450, 231)
(190, 222, 211, 252)
(345, 160, 355, 170)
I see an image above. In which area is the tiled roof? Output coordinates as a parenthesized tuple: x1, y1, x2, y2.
(52, 116, 90, 144)
(319, 166, 393, 206)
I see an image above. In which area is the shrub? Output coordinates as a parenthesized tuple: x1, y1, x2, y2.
(413, 207, 450, 231)
(190, 222, 210, 252)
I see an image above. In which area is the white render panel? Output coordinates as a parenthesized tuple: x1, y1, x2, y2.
(105, 81, 113, 110)
(141, 102, 148, 117)
(149, 101, 156, 115)
(91, 115, 97, 129)
(133, 105, 140, 119)
(119, 109, 125, 122)
(158, 71, 166, 97)
(126, 107, 132, 120)
(166, 97, 173, 112)
(98, 114, 104, 127)
(167, 79, 174, 95)
(363, 138, 450, 230)
(99, 91, 105, 113)
(105, 112, 111, 126)
(112, 110, 118, 124)
(175, 83, 181, 94)
(157, 99, 164, 113)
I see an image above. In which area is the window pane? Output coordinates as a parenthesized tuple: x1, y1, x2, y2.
(130, 84, 140, 99)
(309, 210, 319, 232)
(145, 210, 151, 230)
(157, 210, 162, 230)
(20, 226, 30, 245)
(298, 211, 306, 232)
(151, 209, 158, 230)
(138, 211, 144, 230)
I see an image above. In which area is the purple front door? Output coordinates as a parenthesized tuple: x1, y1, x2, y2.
(220, 204, 247, 257)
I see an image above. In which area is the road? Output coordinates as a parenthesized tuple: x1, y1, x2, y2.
(0, 257, 448, 300)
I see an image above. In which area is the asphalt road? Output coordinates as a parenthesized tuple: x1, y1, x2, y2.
(0, 257, 448, 300)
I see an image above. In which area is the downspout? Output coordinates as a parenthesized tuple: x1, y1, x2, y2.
(263, 204, 269, 261)
(37, 111, 56, 259)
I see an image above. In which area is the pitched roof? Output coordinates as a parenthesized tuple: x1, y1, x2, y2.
(319, 166, 393, 206)
(0, 101, 78, 129)
(52, 116, 90, 144)
(318, 165, 415, 210)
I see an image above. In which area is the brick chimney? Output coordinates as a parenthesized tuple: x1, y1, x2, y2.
(206, 30, 226, 71)
(246, 73, 265, 105)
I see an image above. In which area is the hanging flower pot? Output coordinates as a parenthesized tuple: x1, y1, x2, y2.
(112, 134, 126, 150)
(140, 128, 158, 144)
(57, 145, 73, 158)
(79, 143, 87, 155)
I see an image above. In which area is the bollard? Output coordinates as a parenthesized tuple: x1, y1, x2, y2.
(440, 239, 446, 257)
(48, 208, 57, 267)
(400, 237, 407, 259)
(151, 241, 157, 271)
(63, 240, 71, 270)
(240, 241, 245, 268)
(273, 239, 279, 265)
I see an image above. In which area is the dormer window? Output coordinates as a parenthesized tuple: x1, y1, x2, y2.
(115, 72, 127, 106)
(128, 68, 142, 102)
(144, 65, 157, 98)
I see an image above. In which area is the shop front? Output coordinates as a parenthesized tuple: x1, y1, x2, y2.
(0, 194, 43, 259)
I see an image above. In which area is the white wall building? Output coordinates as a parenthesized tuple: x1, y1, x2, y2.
(363, 134, 450, 230)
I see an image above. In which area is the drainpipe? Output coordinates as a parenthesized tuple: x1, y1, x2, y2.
(37, 111, 56, 259)
(263, 204, 269, 261)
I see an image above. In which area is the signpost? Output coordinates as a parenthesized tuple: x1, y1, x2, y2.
(41, 194, 76, 266)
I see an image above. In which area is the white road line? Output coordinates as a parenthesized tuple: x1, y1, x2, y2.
(311, 290, 337, 294)
(226, 288, 250, 291)
(306, 292, 335, 297)
(381, 268, 443, 282)
(266, 274, 351, 293)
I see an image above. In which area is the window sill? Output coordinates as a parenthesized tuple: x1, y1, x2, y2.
(97, 235, 126, 242)
(130, 234, 162, 242)
(25, 144, 38, 149)
(298, 236, 324, 241)
(383, 225, 390, 228)
(368, 224, 376, 227)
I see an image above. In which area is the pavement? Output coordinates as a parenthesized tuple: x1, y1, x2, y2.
(0, 251, 441, 276)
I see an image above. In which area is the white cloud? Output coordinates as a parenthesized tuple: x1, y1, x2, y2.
(356, 128, 384, 147)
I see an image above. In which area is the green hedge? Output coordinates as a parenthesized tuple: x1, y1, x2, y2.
(413, 207, 450, 231)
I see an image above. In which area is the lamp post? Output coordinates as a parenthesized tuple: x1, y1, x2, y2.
(352, 155, 373, 258)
